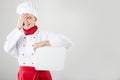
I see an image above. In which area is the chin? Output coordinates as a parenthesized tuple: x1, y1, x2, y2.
(23, 26, 32, 30)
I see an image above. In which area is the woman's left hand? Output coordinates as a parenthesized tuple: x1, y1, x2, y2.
(32, 40, 51, 51)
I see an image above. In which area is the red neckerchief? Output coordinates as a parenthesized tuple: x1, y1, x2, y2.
(23, 26, 38, 35)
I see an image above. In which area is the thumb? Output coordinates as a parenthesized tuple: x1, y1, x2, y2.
(32, 44, 37, 52)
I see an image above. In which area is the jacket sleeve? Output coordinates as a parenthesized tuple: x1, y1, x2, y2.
(48, 32, 73, 49)
(4, 28, 23, 58)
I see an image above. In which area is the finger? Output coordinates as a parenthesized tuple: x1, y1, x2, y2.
(21, 14, 28, 20)
(32, 44, 37, 49)
(34, 47, 36, 51)
(18, 15, 25, 22)
(33, 46, 37, 52)
(23, 15, 28, 20)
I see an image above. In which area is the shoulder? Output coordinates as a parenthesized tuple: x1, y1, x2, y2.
(39, 30, 60, 36)
(37, 28, 63, 37)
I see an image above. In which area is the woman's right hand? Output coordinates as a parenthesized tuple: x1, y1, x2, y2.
(17, 13, 28, 30)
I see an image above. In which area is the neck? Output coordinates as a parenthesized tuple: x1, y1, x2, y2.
(23, 26, 38, 35)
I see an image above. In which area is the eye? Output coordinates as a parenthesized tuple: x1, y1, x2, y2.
(27, 17, 32, 19)
(29, 17, 32, 19)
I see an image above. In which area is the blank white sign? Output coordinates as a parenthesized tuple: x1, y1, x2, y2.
(34, 47, 66, 71)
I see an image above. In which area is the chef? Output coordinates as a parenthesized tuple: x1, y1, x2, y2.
(4, 1, 73, 80)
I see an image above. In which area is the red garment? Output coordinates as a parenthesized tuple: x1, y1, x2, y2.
(23, 26, 38, 35)
(18, 66, 52, 80)
(21, 26, 52, 80)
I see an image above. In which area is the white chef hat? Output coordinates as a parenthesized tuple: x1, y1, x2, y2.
(16, 1, 38, 18)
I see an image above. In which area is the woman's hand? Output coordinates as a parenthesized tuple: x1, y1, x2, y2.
(17, 13, 28, 30)
(32, 40, 51, 51)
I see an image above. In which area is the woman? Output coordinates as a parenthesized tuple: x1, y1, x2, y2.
(4, 1, 72, 80)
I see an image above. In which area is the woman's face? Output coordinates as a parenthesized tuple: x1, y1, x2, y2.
(23, 13, 37, 29)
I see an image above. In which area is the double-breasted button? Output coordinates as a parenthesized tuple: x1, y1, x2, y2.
(23, 62, 25, 64)
(33, 37, 36, 39)
(24, 37, 26, 39)
(32, 62, 34, 65)
(23, 44, 25, 47)
(32, 53, 34, 55)
(22, 54, 24, 56)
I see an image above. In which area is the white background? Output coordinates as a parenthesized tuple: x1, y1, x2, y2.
(0, 0, 120, 80)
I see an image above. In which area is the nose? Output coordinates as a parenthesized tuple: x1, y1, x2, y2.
(25, 19, 28, 21)
(24, 19, 29, 23)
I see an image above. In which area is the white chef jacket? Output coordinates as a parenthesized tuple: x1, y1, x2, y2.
(4, 27, 73, 67)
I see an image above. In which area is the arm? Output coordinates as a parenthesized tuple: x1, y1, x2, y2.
(4, 14, 28, 57)
(32, 32, 73, 50)
(4, 28, 22, 58)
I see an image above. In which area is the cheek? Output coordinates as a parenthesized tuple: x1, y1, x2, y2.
(29, 19, 35, 23)
(30, 20, 36, 25)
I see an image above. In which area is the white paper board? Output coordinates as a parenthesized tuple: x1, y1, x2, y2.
(34, 47, 66, 71)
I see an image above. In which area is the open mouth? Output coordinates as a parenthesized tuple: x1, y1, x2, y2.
(23, 23, 30, 26)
